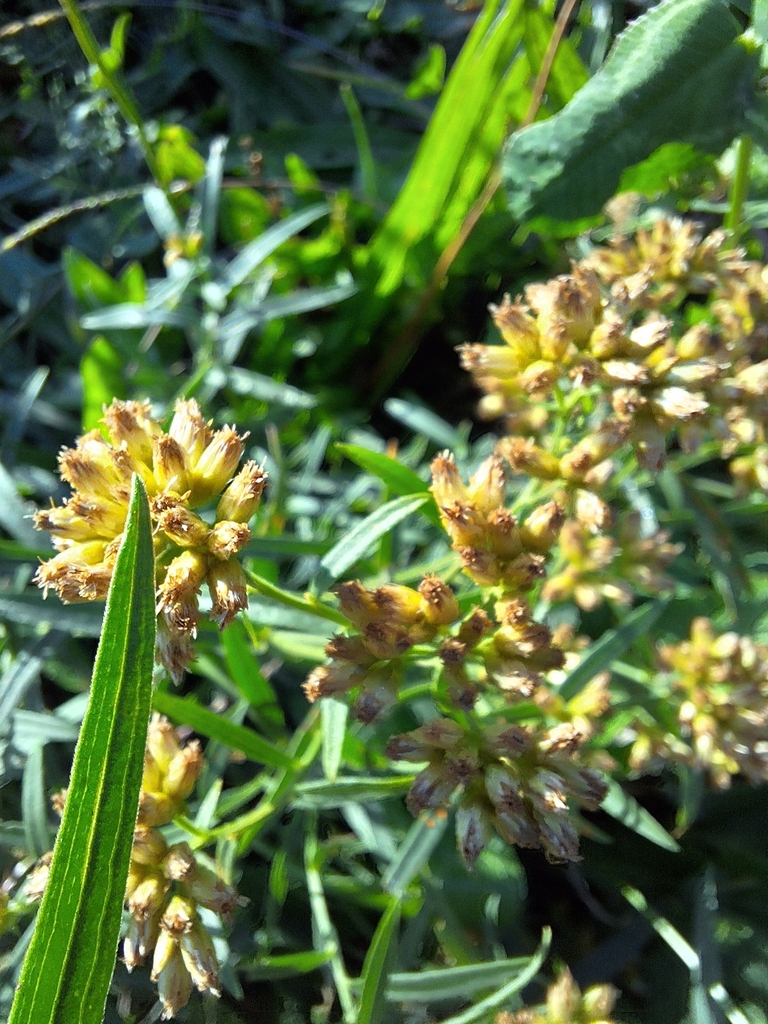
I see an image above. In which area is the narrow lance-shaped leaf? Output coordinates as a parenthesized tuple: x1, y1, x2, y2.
(9, 475, 156, 1024)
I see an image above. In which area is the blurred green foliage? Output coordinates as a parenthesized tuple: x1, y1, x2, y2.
(1, 2, 768, 1023)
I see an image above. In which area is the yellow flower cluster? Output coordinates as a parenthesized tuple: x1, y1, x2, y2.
(125, 715, 241, 1019)
(655, 619, 768, 789)
(34, 398, 266, 681)
(498, 966, 621, 1024)
(461, 216, 768, 486)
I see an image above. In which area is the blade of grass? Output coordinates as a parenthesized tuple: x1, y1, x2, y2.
(437, 929, 552, 1024)
(383, 809, 450, 896)
(387, 954, 542, 1002)
(305, 814, 357, 1022)
(320, 697, 348, 783)
(9, 474, 155, 1024)
(335, 442, 441, 526)
(358, 895, 401, 1024)
(340, 84, 377, 201)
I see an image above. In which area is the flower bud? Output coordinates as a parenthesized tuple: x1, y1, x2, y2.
(190, 426, 246, 503)
(164, 739, 203, 803)
(152, 435, 190, 494)
(418, 575, 460, 626)
(168, 399, 212, 465)
(152, 496, 211, 548)
(497, 437, 562, 480)
(180, 917, 221, 996)
(519, 500, 564, 552)
(455, 802, 492, 869)
(128, 871, 167, 922)
(102, 400, 157, 464)
(207, 520, 251, 560)
(123, 912, 161, 971)
(207, 558, 248, 628)
(163, 842, 196, 882)
(153, 941, 193, 1019)
(216, 460, 267, 522)
(132, 826, 169, 867)
(406, 764, 456, 816)
(185, 863, 240, 923)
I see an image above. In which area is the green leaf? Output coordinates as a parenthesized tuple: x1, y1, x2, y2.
(21, 744, 50, 859)
(313, 493, 429, 595)
(503, 0, 761, 223)
(221, 202, 330, 292)
(559, 599, 669, 701)
(9, 475, 155, 1024)
(383, 809, 450, 896)
(151, 690, 294, 770)
(391, 929, 552, 1022)
(384, 398, 462, 450)
(222, 622, 285, 733)
(320, 697, 348, 783)
(336, 443, 441, 526)
(0, 461, 41, 548)
(80, 336, 125, 432)
(359, 896, 401, 1024)
(601, 780, 681, 853)
(293, 775, 414, 810)
(405, 44, 446, 99)
(240, 949, 334, 981)
(387, 953, 541, 1003)
(619, 142, 714, 197)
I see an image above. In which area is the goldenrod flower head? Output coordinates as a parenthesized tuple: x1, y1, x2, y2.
(303, 575, 464, 721)
(34, 398, 266, 682)
(462, 218, 768, 479)
(542, 514, 680, 611)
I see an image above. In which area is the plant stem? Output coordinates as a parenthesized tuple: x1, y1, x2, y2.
(725, 134, 752, 239)
(246, 569, 350, 626)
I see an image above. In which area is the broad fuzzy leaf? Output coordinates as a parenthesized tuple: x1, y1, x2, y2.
(503, 0, 761, 223)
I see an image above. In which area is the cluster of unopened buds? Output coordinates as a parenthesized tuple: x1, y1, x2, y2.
(496, 966, 621, 1024)
(34, 398, 266, 681)
(627, 619, 768, 789)
(460, 215, 768, 489)
(125, 714, 242, 1019)
(388, 718, 606, 865)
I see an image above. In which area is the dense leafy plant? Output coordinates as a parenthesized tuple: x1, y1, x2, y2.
(2, 1, 768, 1023)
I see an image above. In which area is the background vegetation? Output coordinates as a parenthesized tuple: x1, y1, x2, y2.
(0, 1, 768, 1022)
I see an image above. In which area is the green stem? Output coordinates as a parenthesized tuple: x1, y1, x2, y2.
(203, 708, 321, 846)
(304, 816, 357, 1022)
(58, 0, 160, 182)
(725, 134, 752, 238)
(246, 569, 350, 626)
